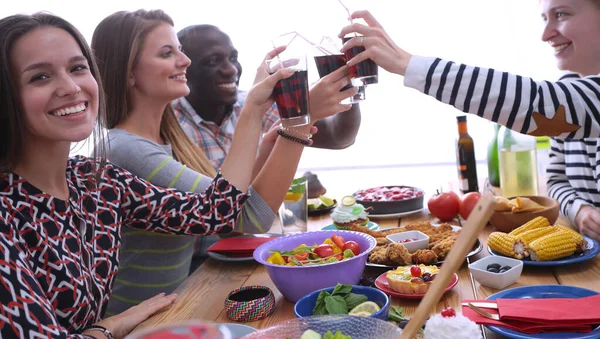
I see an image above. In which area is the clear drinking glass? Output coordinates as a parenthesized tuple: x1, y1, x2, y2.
(278, 177, 308, 234)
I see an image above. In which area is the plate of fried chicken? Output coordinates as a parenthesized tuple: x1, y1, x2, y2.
(340, 221, 482, 267)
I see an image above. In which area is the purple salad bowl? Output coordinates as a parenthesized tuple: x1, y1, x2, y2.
(253, 230, 377, 302)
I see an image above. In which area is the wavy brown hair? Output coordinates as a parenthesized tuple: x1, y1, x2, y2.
(0, 12, 107, 177)
(92, 9, 216, 177)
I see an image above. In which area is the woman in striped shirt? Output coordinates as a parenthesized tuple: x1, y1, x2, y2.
(92, 9, 356, 315)
(338, 1, 600, 242)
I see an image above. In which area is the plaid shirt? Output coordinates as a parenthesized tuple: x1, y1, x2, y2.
(173, 91, 279, 170)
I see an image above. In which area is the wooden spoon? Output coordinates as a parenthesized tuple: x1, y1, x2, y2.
(399, 192, 496, 339)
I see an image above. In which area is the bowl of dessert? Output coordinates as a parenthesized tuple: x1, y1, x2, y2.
(353, 186, 424, 215)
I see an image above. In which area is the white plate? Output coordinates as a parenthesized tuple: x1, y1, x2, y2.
(218, 323, 257, 337)
(367, 207, 425, 219)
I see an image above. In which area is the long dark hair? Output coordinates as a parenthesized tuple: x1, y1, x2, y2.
(92, 9, 216, 177)
(0, 12, 107, 176)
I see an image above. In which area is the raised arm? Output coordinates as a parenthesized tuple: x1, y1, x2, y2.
(107, 131, 275, 234)
(339, 10, 600, 138)
(311, 104, 361, 149)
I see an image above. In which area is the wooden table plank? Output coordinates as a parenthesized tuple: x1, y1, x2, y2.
(135, 260, 258, 331)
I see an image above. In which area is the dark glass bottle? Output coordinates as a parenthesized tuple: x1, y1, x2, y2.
(456, 116, 479, 193)
(487, 123, 501, 187)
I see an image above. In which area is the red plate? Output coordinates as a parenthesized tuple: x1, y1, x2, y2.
(374, 272, 459, 299)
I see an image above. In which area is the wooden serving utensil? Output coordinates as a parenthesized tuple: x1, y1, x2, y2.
(399, 192, 496, 339)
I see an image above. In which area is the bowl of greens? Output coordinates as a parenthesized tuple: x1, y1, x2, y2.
(294, 284, 389, 321)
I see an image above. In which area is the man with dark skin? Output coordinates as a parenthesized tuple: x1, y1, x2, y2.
(174, 25, 362, 271)
(174, 25, 363, 170)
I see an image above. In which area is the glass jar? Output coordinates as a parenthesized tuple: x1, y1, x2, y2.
(497, 126, 539, 197)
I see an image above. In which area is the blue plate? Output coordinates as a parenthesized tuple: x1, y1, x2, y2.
(321, 221, 379, 231)
(485, 285, 600, 339)
(488, 236, 600, 266)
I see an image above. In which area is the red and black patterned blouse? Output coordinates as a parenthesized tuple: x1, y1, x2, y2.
(0, 156, 247, 338)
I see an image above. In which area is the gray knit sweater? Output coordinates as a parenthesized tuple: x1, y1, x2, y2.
(104, 128, 275, 315)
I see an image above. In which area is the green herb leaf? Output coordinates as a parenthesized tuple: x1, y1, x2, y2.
(331, 283, 352, 296)
(312, 290, 330, 315)
(388, 305, 407, 322)
(323, 330, 352, 339)
(324, 295, 348, 314)
(344, 292, 369, 310)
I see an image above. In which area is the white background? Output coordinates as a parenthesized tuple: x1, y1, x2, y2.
(2, 0, 562, 177)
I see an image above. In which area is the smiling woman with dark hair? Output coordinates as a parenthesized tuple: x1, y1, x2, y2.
(0, 10, 299, 338)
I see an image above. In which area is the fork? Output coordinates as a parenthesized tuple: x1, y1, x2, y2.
(468, 302, 500, 320)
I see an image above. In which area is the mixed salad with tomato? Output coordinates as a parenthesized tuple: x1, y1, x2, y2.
(266, 234, 361, 266)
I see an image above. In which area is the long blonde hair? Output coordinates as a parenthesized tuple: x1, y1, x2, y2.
(91, 9, 215, 177)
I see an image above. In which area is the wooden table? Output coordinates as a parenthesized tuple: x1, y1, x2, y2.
(133, 197, 600, 339)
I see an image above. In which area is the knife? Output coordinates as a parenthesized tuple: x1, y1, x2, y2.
(461, 301, 498, 309)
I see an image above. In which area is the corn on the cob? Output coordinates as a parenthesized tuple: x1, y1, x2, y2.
(517, 226, 559, 246)
(509, 216, 551, 237)
(488, 232, 527, 259)
(555, 225, 588, 253)
(528, 230, 576, 261)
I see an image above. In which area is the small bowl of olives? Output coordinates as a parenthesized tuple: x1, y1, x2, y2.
(468, 256, 523, 289)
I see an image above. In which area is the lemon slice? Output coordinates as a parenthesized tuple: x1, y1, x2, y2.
(350, 311, 372, 317)
(319, 196, 335, 207)
(284, 192, 304, 203)
(341, 195, 356, 206)
(348, 301, 380, 316)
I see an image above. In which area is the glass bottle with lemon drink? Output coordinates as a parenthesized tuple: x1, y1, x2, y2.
(497, 126, 539, 197)
(279, 177, 308, 234)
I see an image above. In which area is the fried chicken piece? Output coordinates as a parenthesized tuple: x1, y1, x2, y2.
(386, 243, 413, 266)
(429, 230, 457, 247)
(432, 223, 453, 234)
(405, 221, 436, 233)
(431, 238, 456, 261)
(411, 249, 439, 265)
(376, 237, 389, 246)
(368, 244, 392, 265)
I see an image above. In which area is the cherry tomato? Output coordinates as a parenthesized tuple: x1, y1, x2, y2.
(331, 234, 346, 249)
(441, 306, 456, 318)
(313, 244, 333, 258)
(334, 253, 343, 261)
(283, 256, 290, 263)
(410, 265, 422, 277)
(427, 191, 460, 221)
(459, 192, 482, 220)
(342, 241, 361, 255)
(294, 252, 309, 261)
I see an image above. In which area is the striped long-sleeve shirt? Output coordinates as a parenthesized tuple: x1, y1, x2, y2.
(546, 74, 600, 226)
(404, 56, 600, 226)
(404, 56, 600, 138)
(104, 128, 275, 315)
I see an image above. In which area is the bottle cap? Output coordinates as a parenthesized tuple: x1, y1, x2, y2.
(456, 115, 467, 122)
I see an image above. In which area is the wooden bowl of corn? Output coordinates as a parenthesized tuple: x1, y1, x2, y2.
(489, 195, 559, 233)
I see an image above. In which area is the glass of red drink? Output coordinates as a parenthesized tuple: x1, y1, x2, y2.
(265, 55, 310, 127)
(314, 54, 365, 104)
(341, 36, 378, 86)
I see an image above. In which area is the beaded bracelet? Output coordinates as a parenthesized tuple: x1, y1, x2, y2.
(279, 126, 313, 139)
(83, 325, 114, 339)
(277, 129, 311, 146)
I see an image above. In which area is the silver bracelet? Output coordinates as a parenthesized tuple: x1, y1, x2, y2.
(279, 126, 313, 139)
(83, 325, 114, 339)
